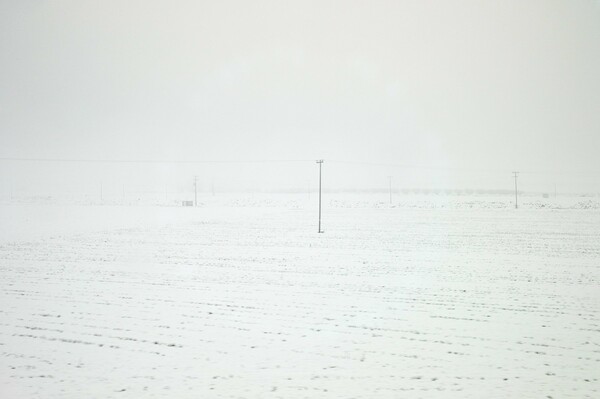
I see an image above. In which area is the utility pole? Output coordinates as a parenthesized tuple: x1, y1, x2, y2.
(317, 160, 324, 233)
(194, 176, 198, 206)
(388, 176, 392, 205)
(513, 171, 519, 209)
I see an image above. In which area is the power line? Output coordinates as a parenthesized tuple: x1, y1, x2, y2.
(518, 169, 600, 177)
(329, 160, 600, 177)
(329, 160, 509, 174)
(0, 157, 314, 165)
(1, 156, 598, 177)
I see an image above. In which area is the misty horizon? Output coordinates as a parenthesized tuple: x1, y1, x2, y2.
(2, 2, 600, 398)
(1, 1, 599, 195)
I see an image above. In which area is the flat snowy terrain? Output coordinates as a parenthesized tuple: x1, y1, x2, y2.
(1, 194, 599, 398)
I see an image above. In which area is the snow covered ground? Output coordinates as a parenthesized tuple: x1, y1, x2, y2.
(1, 194, 599, 398)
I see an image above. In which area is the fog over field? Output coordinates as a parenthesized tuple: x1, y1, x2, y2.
(1, 0, 600, 194)
(1, 1, 599, 398)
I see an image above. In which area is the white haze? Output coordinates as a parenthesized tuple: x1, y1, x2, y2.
(1, 0, 599, 194)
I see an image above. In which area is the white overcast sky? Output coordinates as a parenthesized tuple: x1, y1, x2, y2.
(0, 0, 599, 192)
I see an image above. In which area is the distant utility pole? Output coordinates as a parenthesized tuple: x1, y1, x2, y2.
(194, 176, 198, 206)
(317, 160, 324, 233)
(388, 176, 392, 204)
(513, 171, 519, 209)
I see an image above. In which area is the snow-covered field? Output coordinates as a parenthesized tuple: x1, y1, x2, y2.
(1, 194, 599, 398)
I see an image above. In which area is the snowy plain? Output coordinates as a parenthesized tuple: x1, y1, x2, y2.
(1, 193, 599, 398)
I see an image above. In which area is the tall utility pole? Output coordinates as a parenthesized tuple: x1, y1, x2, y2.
(388, 176, 392, 204)
(513, 171, 519, 209)
(317, 160, 324, 233)
(194, 176, 198, 206)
